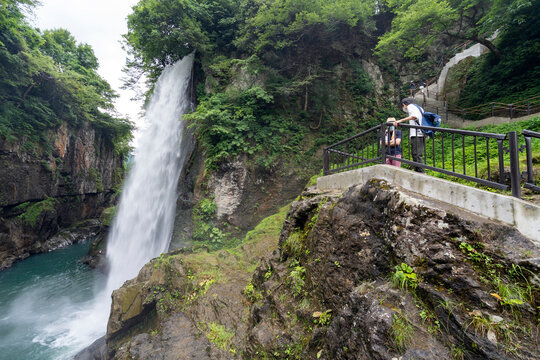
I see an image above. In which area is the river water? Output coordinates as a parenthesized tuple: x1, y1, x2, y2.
(0, 53, 194, 359)
(0, 242, 105, 359)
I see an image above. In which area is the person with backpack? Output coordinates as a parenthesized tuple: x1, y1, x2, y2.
(389, 98, 425, 172)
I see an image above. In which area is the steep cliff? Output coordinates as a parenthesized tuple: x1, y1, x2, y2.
(101, 180, 539, 359)
(0, 122, 123, 269)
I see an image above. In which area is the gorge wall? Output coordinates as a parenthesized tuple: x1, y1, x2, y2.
(0, 122, 123, 269)
(99, 179, 539, 359)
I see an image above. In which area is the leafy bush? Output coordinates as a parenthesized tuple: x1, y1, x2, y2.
(391, 263, 418, 290)
(17, 197, 57, 228)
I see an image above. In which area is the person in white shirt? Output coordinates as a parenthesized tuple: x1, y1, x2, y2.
(389, 98, 425, 172)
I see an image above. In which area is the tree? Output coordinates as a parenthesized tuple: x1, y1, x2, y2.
(0, 0, 132, 152)
(375, 0, 537, 62)
(235, 0, 377, 53)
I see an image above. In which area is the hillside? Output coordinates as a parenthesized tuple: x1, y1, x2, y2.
(0, 0, 132, 268)
(90, 180, 539, 359)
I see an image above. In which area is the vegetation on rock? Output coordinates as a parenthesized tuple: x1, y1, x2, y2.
(1, 0, 132, 155)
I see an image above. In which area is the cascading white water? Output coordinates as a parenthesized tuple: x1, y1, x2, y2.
(8, 53, 196, 359)
(105, 52, 194, 293)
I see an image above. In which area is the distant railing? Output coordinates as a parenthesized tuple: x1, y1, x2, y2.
(421, 92, 540, 123)
(323, 123, 540, 199)
(448, 95, 540, 121)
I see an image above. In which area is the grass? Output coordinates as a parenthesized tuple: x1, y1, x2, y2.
(205, 322, 236, 352)
(391, 312, 414, 353)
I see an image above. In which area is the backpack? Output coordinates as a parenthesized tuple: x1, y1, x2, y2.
(413, 104, 442, 137)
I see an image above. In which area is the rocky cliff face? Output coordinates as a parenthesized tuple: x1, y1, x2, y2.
(100, 180, 539, 359)
(0, 122, 123, 269)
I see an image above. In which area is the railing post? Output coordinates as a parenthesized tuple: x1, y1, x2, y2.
(491, 102, 494, 117)
(509, 104, 514, 119)
(497, 139, 505, 185)
(508, 131, 521, 198)
(524, 136, 534, 185)
(323, 148, 329, 176)
(379, 124, 386, 164)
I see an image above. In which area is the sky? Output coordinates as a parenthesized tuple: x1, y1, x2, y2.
(29, 0, 145, 136)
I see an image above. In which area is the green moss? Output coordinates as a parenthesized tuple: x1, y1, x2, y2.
(17, 198, 58, 228)
(88, 168, 104, 192)
(100, 206, 116, 227)
(244, 204, 290, 245)
(304, 170, 322, 188)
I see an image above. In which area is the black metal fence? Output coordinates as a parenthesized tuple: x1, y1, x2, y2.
(323, 123, 540, 199)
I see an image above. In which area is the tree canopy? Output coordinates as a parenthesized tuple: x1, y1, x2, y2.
(376, 0, 539, 61)
(0, 0, 132, 152)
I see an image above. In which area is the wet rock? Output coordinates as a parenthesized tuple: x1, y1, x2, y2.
(104, 180, 540, 359)
(0, 121, 123, 269)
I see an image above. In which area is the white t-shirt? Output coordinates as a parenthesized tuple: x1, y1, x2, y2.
(406, 104, 424, 137)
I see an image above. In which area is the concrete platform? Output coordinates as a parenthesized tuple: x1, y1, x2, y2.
(317, 165, 540, 244)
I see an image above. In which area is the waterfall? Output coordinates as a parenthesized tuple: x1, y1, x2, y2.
(16, 53, 196, 359)
(105, 52, 194, 293)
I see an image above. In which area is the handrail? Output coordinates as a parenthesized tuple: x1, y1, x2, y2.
(323, 124, 540, 199)
(522, 129, 540, 192)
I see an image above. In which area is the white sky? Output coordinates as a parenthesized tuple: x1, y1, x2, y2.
(29, 0, 145, 137)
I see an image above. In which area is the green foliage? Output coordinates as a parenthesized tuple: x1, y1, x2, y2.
(187, 85, 309, 170)
(100, 206, 117, 227)
(243, 281, 263, 302)
(376, 0, 538, 62)
(391, 262, 418, 290)
(0, 2, 132, 154)
(459, 241, 492, 266)
(191, 198, 228, 249)
(193, 198, 217, 220)
(376, 0, 455, 60)
(287, 262, 306, 297)
(283, 231, 304, 259)
(313, 309, 332, 326)
(205, 322, 236, 352)
(236, 0, 376, 53)
(17, 197, 57, 228)
(419, 117, 540, 189)
(243, 204, 291, 244)
(457, 0, 540, 106)
(88, 168, 104, 192)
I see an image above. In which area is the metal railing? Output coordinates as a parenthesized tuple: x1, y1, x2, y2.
(323, 124, 540, 199)
(522, 129, 540, 193)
